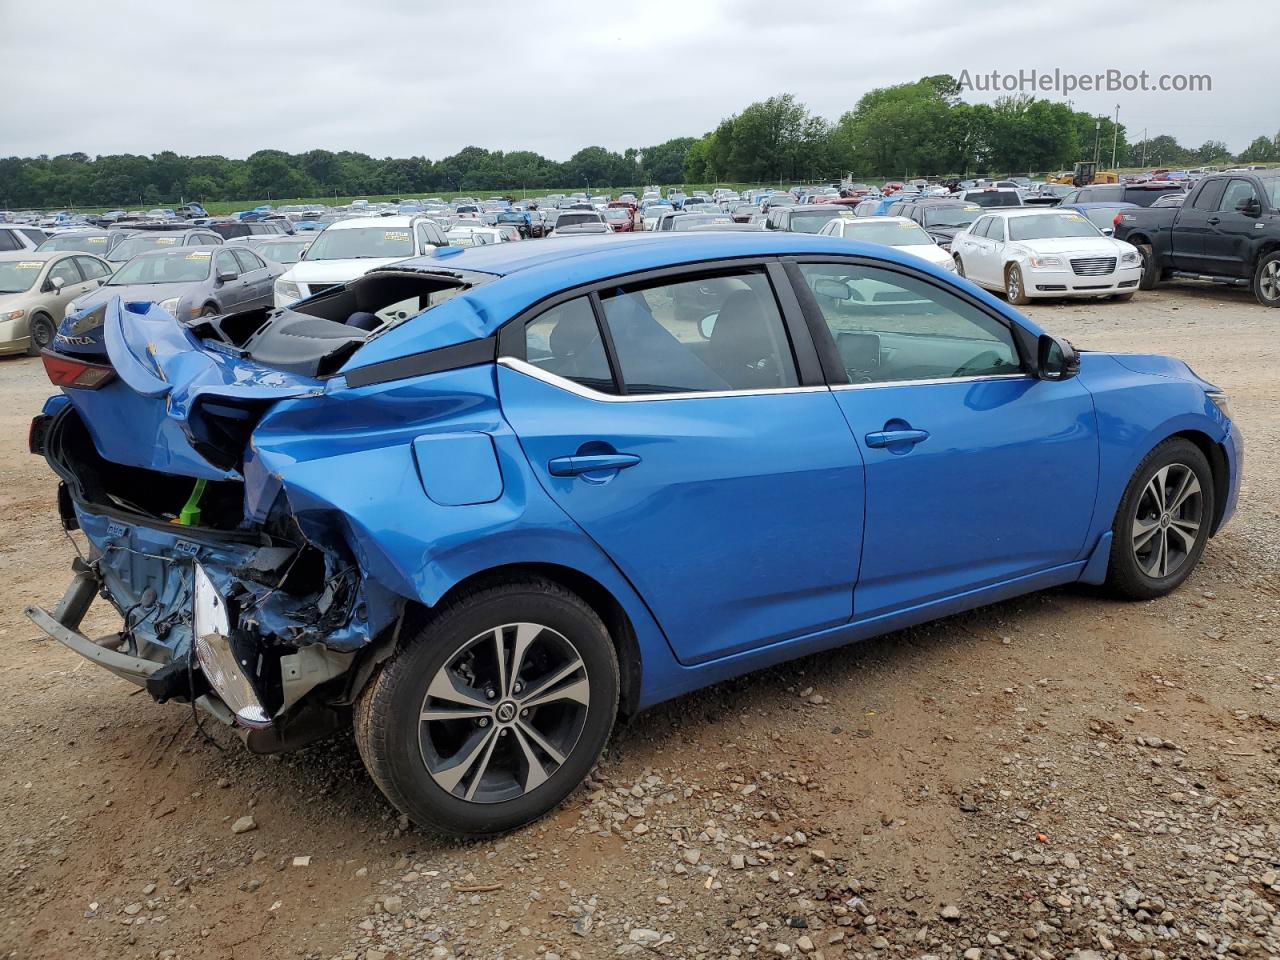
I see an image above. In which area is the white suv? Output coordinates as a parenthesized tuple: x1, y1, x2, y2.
(273, 216, 448, 307)
(0, 224, 49, 253)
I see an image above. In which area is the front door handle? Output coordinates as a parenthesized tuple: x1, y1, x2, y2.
(548, 453, 641, 476)
(1207, 217, 1220, 225)
(865, 429, 930, 448)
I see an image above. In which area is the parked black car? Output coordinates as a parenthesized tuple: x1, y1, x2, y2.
(1112, 169, 1280, 306)
(209, 220, 294, 241)
(888, 199, 983, 249)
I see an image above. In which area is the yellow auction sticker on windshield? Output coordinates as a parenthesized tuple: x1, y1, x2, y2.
(87, 236, 107, 243)
(1062, 214, 1088, 222)
(155, 237, 177, 245)
(186, 252, 211, 259)
(964, 206, 981, 211)
(384, 231, 409, 242)
(16, 261, 41, 269)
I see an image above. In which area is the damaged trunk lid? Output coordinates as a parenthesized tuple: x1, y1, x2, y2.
(56, 298, 329, 480)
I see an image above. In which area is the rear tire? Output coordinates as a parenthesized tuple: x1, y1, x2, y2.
(26, 313, 56, 356)
(1136, 243, 1159, 290)
(1253, 250, 1280, 308)
(953, 255, 966, 279)
(1004, 264, 1030, 305)
(1105, 438, 1214, 600)
(354, 578, 618, 836)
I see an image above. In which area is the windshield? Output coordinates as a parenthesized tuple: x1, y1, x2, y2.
(845, 221, 934, 245)
(37, 234, 111, 254)
(671, 215, 733, 231)
(1008, 213, 1102, 241)
(924, 206, 980, 228)
(1263, 176, 1279, 209)
(790, 210, 850, 233)
(603, 208, 631, 221)
(0, 259, 44, 293)
(108, 234, 186, 261)
(256, 240, 311, 264)
(109, 252, 212, 285)
(304, 227, 414, 260)
(555, 213, 600, 227)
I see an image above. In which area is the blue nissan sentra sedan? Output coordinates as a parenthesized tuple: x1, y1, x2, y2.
(28, 232, 1241, 835)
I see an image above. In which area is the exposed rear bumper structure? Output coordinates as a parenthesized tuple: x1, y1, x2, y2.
(25, 558, 235, 725)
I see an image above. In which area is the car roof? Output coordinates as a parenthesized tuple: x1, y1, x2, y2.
(980, 207, 1074, 218)
(128, 245, 223, 257)
(382, 232, 961, 321)
(1061, 201, 1139, 209)
(328, 216, 420, 229)
(0, 250, 64, 263)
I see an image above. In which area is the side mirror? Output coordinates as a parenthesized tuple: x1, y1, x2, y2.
(1235, 196, 1261, 216)
(1101, 226, 1114, 237)
(48, 276, 66, 292)
(698, 313, 718, 339)
(216, 269, 239, 282)
(1037, 334, 1080, 381)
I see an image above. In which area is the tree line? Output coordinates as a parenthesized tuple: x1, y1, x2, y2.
(3, 75, 1277, 209)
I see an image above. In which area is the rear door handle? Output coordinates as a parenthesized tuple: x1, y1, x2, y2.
(548, 453, 641, 476)
(1207, 217, 1220, 225)
(865, 429, 930, 448)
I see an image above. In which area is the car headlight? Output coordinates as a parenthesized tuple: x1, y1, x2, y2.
(0, 309, 25, 323)
(158, 297, 181, 316)
(1121, 251, 1139, 264)
(274, 278, 301, 303)
(1027, 254, 1065, 268)
(1207, 392, 1232, 420)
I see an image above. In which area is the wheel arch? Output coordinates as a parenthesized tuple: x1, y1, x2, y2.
(1167, 428, 1231, 536)
(404, 562, 644, 720)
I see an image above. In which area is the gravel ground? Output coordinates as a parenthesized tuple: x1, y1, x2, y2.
(0, 283, 1276, 960)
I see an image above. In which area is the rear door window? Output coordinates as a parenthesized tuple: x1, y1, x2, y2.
(598, 268, 798, 394)
(523, 296, 616, 394)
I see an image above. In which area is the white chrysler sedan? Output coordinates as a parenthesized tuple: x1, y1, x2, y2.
(951, 208, 1142, 304)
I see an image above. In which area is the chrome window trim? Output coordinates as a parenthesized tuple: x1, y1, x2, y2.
(833, 373, 1030, 390)
(498, 356, 1032, 401)
(497, 357, 829, 403)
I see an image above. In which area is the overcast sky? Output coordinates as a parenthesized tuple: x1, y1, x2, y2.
(2, 0, 1267, 160)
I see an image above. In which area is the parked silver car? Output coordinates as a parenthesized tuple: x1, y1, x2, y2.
(66, 246, 281, 322)
(0, 251, 112, 355)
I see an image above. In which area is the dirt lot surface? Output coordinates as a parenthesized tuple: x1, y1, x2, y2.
(1, 284, 1277, 960)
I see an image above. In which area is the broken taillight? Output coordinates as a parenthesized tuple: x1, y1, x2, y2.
(40, 350, 116, 390)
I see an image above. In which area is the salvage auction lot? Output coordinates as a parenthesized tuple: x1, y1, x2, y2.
(1, 285, 1275, 959)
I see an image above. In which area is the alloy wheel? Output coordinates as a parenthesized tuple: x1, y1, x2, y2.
(1261, 260, 1280, 302)
(418, 622, 590, 804)
(1131, 463, 1203, 579)
(1006, 269, 1021, 301)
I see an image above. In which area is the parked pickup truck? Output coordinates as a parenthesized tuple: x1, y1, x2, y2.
(1113, 169, 1280, 306)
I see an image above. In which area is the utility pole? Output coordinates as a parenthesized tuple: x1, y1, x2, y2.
(1110, 104, 1120, 170)
(1093, 120, 1101, 165)
(1141, 128, 1147, 167)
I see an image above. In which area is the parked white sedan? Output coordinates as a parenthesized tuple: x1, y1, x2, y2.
(819, 216, 956, 272)
(951, 208, 1142, 304)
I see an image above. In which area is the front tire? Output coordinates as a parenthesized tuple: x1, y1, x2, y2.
(1136, 243, 1159, 291)
(26, 313, 55, 356)
(1105, 438, 1214, 600)
(1253, 251, 1280, 308)
(953, 255, 966, 279)
(354, 578, 618, 836)
(1005, 264, 1030, 305)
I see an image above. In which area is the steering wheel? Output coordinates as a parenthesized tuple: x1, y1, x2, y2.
(952, 350, 1006, 377)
